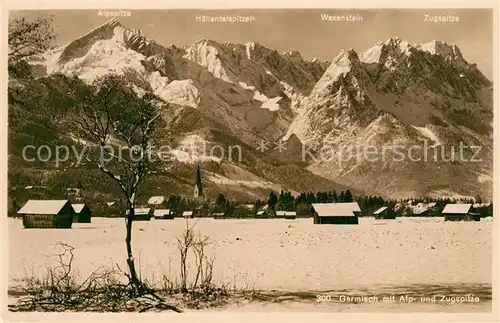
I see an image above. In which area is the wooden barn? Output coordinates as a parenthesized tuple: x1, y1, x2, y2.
(373, 206, 396, 219)
(17, 200, 75, 229)
(153, 209, 173, 219)
(411, 202, 437, 217)
(312, 203, 359, 225)
(125, 208, 152, 221)
(284, 211, 296, 220)
(72, 203, 92, 223)
(212, 212, 225, 219)
(275, 211, 286, 218)
(442, 204, 479, 221)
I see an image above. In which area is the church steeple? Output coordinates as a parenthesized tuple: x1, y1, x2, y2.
(194, 163, 203, 198)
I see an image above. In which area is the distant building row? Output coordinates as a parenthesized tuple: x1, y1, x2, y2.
(14, 199, 490, 228)
(311, 202, 490, 224)
(124, 208, 298, 220)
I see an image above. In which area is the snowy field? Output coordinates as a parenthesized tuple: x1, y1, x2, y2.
(8, 217, 493, 311)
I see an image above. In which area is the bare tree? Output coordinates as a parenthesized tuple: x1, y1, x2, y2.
(72, 74, 169, 294)
(8, 16, 55, 62)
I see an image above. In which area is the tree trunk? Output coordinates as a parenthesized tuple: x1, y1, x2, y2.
(126, 203, 143, 294)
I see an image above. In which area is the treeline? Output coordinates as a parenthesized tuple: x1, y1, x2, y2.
(160, 190, 492, 218)
(75, 190, 491, 219)
(160, 189, 384, 217)
(158, 189, 357, 217)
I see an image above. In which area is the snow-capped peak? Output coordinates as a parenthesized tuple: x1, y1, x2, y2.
(360, 37, 469, 67)
(332, 49, 358, 64)
(85, 17, 123, 35)
(40, 18, 177, 107)
(183, 39, 234, 83)
(360, 37, 412, 64)
(360, 44, 384, 64)
(417, 40, 465, 61)
(309, 49, 360, 96)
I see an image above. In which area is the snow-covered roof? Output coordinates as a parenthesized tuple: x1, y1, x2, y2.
(442, 204, 472, 214)
(411, 202, 436, 214)
(18, 200, 72, 215)
(154, 209, 170, 216)
(311, 203, 357, 217)
(285, 211, 296, 216)
(72, 203, 88, 213)
(147, 196, 165, 205)
(373, 206, 388, 215)
(276, 211, 287, 216)
(256, 211, 265, 215)
(125, 208, 151, 215)
(332, 202, 362, 212)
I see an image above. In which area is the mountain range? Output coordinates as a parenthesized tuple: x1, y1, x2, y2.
(8, 18, 493, 205)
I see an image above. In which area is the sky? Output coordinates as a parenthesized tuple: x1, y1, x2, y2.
(10, 9, 494, 79)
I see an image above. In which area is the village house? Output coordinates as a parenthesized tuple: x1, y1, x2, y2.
(125, 208, 152, 221)
(66, 188, 83, 202)
(147, 196, 165, 206)
(473, 203, 493, 218)
(183, 211, 194, 219)
(373, 206, 396, 219)
(442, 204, 480, 221)
(473, 202, 492, 209)
(232, 204, 255, 217)
(243, 204, 255, 214)
(153, 209, 173, 219)
(17, 200, 75, 229)
(311, 203, 359, 225)
(411, 202, 437, 216)
(72, 203, 92, 223)
(194, 204, 211, 217)
(284, 211, 296, 220)
(394, 203, 404, 211)
(212, 212, 225, 219)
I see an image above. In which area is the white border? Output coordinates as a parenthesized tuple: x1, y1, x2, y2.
(1, 1, 498, 322)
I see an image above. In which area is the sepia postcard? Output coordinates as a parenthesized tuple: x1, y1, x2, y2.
(1, 1, 499, 322)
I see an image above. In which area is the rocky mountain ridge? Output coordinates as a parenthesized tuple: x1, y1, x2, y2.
(12, 18, 493, 200)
